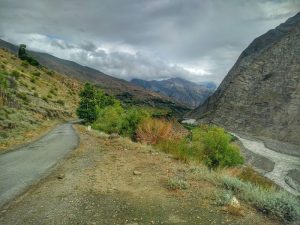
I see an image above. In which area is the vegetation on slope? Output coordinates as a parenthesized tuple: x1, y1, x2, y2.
(76, 83, 300, 222)
(0, 48, 81, 150)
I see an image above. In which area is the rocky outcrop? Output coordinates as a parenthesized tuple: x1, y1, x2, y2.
(188, 13, 300, 146)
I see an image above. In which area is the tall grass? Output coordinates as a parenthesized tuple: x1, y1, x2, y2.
(136, 118, 172, 144)
(189, 166, 299, 222)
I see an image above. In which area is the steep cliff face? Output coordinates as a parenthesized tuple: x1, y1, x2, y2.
(188, 13, 300, 145)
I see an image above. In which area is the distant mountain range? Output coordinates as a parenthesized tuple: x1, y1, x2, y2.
(131, 77, 216, 108)
(188, 12, 300, 146)
(0, 39, 190, 117)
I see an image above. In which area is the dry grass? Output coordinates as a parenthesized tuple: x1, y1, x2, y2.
(0, 48, 82, 151)
(136, 118, 173, 144)
(237, 166, 275, 189)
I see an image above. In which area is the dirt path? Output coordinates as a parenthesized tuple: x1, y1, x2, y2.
(233, 133, 300, 196)
(0, 123, 79, 207)
(0, 126, 281, 225)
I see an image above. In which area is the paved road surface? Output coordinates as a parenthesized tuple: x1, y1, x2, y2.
(0, 123, 79, 207)
(233, 133, 300, 196)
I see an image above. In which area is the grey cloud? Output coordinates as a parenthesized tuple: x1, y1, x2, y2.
(0, 0, 299, 84)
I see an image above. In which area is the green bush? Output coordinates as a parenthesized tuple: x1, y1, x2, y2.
(192, 126, 244, 169)
(92, 102, 124, 134)
(56, 99, 65, 106)
(49, 88, 57, 96)
(167, 177, 189, 190)
(118, 107, 149, 138)
(16, 92, 29, 102)
(42, 96, 48, 102)
(21, 61, 29, 68)
(30, 77, 36, 83)
(32, 71, 41, 77)
(46, 70, 54, 76)
(11, 70, 21, 79)
(156, 125, 243, 169)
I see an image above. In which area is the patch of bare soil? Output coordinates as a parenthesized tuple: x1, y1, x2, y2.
(0, 125, 283, 225)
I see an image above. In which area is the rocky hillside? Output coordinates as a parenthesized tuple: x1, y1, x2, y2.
(0, 48, 81, 149)
(0, 39, 189, 117)
(131, 77, 215, 108)
(188, 12, 300, 146)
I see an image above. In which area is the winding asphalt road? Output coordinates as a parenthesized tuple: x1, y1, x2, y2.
(0, 123, 79, 207)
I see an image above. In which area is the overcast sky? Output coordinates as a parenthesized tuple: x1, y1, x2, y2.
(0, 0, 299, 84)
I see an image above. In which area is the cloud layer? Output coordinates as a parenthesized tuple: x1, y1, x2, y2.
(0, 0, 299, 83)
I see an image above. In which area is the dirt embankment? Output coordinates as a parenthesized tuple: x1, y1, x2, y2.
(0, 125, 282, 225)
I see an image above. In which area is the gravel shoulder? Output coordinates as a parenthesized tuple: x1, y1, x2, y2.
(0, 125, 282, 225)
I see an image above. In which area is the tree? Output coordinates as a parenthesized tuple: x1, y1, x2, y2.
(18, 44, 27, 60)
(17, 44, 40, 67)
(192, 125, 244, 169)
(76, 83, 98, 123)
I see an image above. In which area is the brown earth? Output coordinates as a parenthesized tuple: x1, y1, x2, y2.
(0, 125, 282, 225)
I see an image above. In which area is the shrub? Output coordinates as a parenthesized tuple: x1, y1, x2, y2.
(221, 176, 300, 221)
(46, 70, 54, 76)
(216, 189, 234, 206)
(97, 104, 123, 132)
(49, 88, 57, 96)
(42, 96, 48, 102)
(192, 126, 244, 169)
(92, 102, 124, 134)
(11, 70, 20, 79)
(16, 92, 29, 102)
(118, 107, 149, 138)
(167, 177, 189, 190)
(32, 71, 41, 77)
(136, 118, 173, 144)
(56, 99, 65, 106)
(21, 61, 29, 68)
(30, 77, 36, 83)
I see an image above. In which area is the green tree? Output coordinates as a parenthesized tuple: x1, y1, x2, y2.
(118, 107, 149, 138)
(76, 83, 98, 123)
(17, 44, 40, 67)
(192, 125, 244, 169)
(18, 44, 27, 60)
(92, 101, 124, 133)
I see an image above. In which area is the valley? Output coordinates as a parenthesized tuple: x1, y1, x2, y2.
(0, 6, 299, 225)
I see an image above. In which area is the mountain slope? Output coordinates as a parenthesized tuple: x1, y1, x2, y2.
(131, 77, 215, 108)
(188, 12, 300, 146)
(0, 48, 81, 150)
(0, 39, 189, 117)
